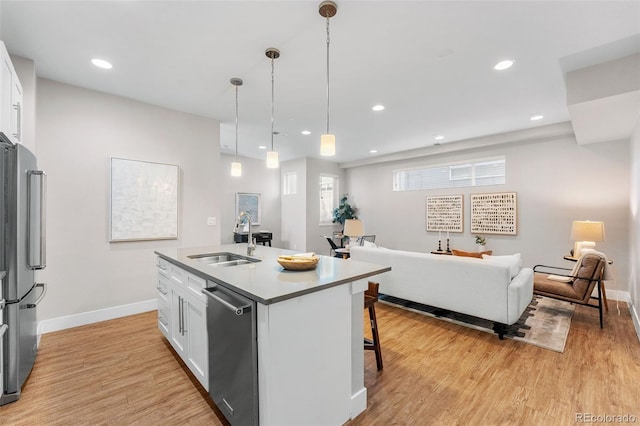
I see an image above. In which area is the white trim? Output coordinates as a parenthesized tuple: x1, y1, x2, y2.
(37, 299, 157, 335)
(341, 122, 575, 169)
(605, 289, 631, 302)
(631, 300, 640, 343)
(350, 387, 367, 419)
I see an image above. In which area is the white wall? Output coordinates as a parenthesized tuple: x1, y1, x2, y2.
(630, 119, 640, 340)
(306, 158, 346, 256)
(278, 157, 346, 255)
(219, 153, 281, 246)
(280, 158, 307, 252)
(346, 135, 630, 296)
(36, 78, 221, 322)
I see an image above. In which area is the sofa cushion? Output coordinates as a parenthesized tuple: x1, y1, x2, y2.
(482, 253, 522, 279)
(452, 249, 493, 258)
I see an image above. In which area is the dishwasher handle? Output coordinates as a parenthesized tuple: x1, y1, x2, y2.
(204, 285, 252, 316)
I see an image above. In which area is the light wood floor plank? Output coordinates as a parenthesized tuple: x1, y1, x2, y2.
(0, 302, 638, 425)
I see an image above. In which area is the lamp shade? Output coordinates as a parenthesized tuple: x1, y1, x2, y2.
(230, 161, 242, 177)
(570, 221, 605, 242)
(266, 151, 279, 169)
(320, 134, 335, 156)
(343, 219, 364, 237)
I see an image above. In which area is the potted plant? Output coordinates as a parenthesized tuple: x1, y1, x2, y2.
(332, 194, 358, 237)
(475, 235, 487, 252)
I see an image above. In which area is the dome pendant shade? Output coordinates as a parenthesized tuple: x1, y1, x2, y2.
(266, 151, 279, 169)
(320, 134, 336, 156)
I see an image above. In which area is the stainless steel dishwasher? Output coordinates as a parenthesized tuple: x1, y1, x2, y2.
(204, 282, 258, 426)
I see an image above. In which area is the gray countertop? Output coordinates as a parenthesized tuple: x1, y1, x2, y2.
(154, 244, 391, 305)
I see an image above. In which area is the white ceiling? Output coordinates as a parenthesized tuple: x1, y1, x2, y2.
(1, 1, 639, 164)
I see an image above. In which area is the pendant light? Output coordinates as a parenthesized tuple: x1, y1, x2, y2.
(319, 1, 337, 156)
(230, 77, 243, 177)
(265, 48, 280, 169)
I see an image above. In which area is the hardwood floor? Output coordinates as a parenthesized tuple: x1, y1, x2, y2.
(1, 302, 638, 425)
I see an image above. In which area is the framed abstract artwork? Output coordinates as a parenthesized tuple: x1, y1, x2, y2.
(110, 158, 179, 242)
(426, 195, 464, 232)
(236, 192, 261, 225)
(470, 192, 517, 235)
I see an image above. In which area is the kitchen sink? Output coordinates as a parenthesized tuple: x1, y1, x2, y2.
(188, 252, 260, 267)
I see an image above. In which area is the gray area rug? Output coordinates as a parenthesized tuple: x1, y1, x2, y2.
(379, 294, 575, 353)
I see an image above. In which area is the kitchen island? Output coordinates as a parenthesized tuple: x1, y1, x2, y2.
(155, 244, 390, 426)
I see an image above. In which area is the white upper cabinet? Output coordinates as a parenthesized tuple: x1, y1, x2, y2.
(0, 41, 23, 145)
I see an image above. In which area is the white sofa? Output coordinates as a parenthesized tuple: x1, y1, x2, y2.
(349, 246, 534, 338)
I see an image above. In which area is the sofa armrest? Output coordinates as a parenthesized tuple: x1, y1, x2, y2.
(507, 267, 534, 324)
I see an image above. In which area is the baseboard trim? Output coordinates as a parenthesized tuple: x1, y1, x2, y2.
(38, 299, 158, 335)
(630, 300, 640, 344)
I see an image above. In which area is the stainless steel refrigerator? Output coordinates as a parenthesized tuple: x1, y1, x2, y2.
(0, 140, 47, 406)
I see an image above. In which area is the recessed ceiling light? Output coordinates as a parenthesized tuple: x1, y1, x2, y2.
(301, 130, 311, 135)
(530, 113, 544, 121)
(493, 59, 514, 71)
(370, 149, 378, 154)
(372, 105, 385, 112)
(258, 145, 267, 150)
(433, 134, 445, 140)
(91, 58, 113, 69)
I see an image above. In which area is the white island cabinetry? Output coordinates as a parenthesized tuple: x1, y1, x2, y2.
(155, 244, 390, 426)
(156, 257, 208, 391)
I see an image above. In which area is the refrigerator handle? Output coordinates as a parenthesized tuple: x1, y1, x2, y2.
(27, 170, 47, 270)
(33, 283, 47, 306)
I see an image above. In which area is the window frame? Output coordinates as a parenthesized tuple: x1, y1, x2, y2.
(319, 174, 339, 226)
(393, 155, 505, 191)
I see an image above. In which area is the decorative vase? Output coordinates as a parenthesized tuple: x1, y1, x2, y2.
(478, 245, 486, 252)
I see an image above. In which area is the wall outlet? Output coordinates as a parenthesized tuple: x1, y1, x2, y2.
(207, 217, 216, 226)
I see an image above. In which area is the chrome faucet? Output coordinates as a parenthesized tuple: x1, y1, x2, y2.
(238, 212, 255, 256)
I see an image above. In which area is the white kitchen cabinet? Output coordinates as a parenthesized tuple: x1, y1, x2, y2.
(0, 41, 23, 145)
(156, 269, 171, 340)
(169, 284, 187, 356)
(185, 296, 208, 386)
(157, 256, 208, 391)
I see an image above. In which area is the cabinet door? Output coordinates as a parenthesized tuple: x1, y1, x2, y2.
(170, 286, 187, 357)
(10, 77, 22, 143)
(186, 297, 209, 390)
(1, 53, 12, 139)
(156, 267, 172, 339)
(157, 297, 170, 340)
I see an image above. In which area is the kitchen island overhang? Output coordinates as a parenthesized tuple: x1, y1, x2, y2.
(155, 244, 391, 426)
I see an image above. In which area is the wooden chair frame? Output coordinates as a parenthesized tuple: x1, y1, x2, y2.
(532, 263, 605, 328)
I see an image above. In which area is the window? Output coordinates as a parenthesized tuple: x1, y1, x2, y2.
(393, 156, 505, 191)
(283, 172, 297, 195)
(319, 174, 339, 224)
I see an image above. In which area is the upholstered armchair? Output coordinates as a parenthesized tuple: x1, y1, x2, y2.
(533, 252, 607, 327)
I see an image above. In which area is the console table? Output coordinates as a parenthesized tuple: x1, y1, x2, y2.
(234, 231, 272, 246)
